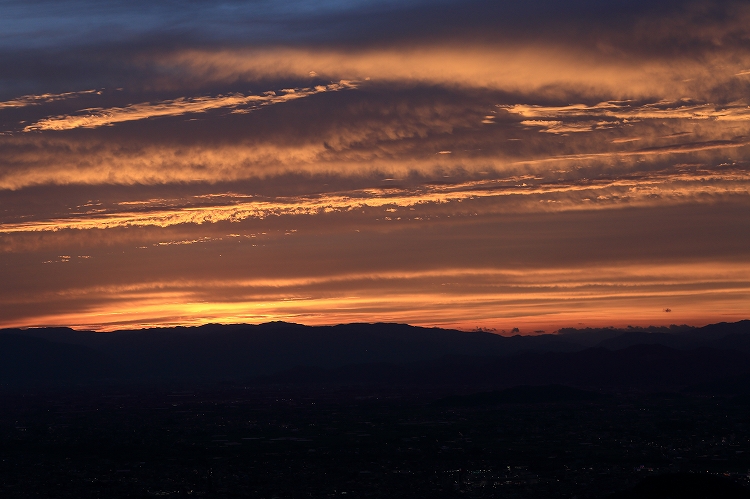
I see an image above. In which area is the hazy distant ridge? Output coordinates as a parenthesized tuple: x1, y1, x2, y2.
(1, 320, 749, 388)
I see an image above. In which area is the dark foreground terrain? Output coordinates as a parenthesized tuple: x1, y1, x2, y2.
(2, 384, 750, 498)
(3, 320, 750, 497)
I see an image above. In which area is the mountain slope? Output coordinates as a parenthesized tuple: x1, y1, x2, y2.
(0, 333, 122, 382)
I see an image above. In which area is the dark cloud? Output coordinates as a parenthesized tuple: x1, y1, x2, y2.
(3, 1, 750, 98)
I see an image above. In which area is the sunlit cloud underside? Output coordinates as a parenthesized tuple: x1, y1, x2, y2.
(4, 262, 750, 332)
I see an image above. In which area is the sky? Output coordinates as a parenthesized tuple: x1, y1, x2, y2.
(1, 0, 749, 333)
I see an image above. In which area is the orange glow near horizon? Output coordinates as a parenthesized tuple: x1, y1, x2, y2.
(3, 262, 749, 332)
(6, 292, 748, 334)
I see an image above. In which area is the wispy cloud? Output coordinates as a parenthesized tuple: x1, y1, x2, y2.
(156, 45, 750, 100)
(2, 169, 749, 234)
(519, 120, 596, 134)
(0, 89, 100, 109)
(4, 261, 750, 331)
(22, 82, 356, 131)
(503, 100, 750, 123)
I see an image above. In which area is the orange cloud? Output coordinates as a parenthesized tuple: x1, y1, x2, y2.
(503, 100, 750, 124)
(2, 129, 749, 191)
(22, 82, 356, 131)
(2, 169, 749, 236)
(3, 262, 749, 332)
(0, 89, 100, 109)
(156, 44, 750, 100)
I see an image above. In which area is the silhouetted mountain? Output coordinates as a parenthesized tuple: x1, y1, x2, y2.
(0, 327, 104, 348)
(558, 324, 697, 347)
(689, 320, 750, 342)
(491, 345, 750, 389)
(262, 344, 750, 390)
(0, 334, 121, 382)
(706, 331, 750, 353)
(579, 321, 750, 351)
(596, 332, 698, 350)
(3, 322, 582, 380)
(2, 320, 750, 388)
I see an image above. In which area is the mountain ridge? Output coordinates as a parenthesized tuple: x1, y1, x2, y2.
(1, 320, 749, 388)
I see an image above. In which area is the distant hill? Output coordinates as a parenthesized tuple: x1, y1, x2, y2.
(1, 320, 749, 388)
(595, 332, 697, 350)
(260, 344, 750, 390)
(557, 324, 698, 347)
(583, 320, 750, 351)
(0, 334, 122, 382)
(1, 322, 580, 380)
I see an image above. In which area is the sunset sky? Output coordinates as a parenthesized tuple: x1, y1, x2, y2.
(1, 0, 749, 332)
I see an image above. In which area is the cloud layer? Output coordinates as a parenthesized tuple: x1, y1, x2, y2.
(1, 0, 749, 331)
